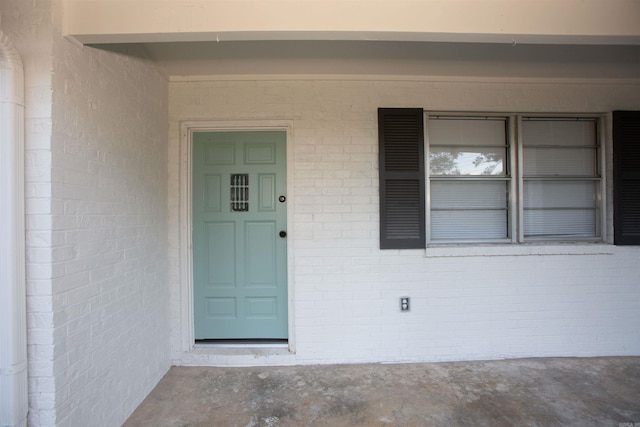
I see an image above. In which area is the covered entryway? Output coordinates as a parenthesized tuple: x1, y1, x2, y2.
(192, 130, 288, 340)
(124, 357, 640, 426)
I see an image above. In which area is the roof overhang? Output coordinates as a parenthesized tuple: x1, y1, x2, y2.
(63, 0, 640, 46)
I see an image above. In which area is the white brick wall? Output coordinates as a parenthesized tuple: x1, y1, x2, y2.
(169, 78, 640, 365)
(1, 1, 57, 424)
(2, 1, 171, 425)
(48, 35, 170, 427)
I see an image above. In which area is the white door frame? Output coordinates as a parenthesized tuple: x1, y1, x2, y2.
(179, 120, 296, 353)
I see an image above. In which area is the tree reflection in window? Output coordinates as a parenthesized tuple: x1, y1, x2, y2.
(430, 151, 504, 176)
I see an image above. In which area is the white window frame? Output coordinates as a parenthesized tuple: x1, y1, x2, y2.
(425, 112, 606, 245)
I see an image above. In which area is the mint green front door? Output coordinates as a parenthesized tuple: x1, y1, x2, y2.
(192, 131, 287, 339)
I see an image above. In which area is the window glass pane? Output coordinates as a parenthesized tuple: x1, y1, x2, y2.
(524, 209, 597, 238)
(429, 118, 506, 147)
(431, 181, 508, 240)
(431, 181, 507, 209)
(425, 114, 603, 243)
(521, 117, 600, 241)
(522, 119, 596, 146)
(430, 148, 505, 175)
(428, 117, 509, 242)
(524, 181, 596, 209)
(431, 210, 508, 240)
(523, 147, 596, 176)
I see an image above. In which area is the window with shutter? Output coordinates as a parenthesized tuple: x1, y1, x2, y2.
(614, 111, 640, 245)
(378, 108, 425, 249)
(378, 109, 607, 248)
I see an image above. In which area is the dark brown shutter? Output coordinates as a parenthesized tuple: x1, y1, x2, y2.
(614, 111, 640, 245)
(378, 108, 425, 249)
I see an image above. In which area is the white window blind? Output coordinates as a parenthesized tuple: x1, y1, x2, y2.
(428, 117, 510, 241)
(521, 118, 600, 239)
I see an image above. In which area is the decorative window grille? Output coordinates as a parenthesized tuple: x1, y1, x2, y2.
(231, 174, 249, 212)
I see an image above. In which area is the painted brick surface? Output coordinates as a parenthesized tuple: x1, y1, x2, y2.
(169, 78, 640, 365)
(48, 37, 170, 427)
(0, 1, 57, 425)
(1, 1, 171, 425)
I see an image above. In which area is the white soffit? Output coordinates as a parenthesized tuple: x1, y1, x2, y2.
(63, 0, 640, 46)
(95, 40, 640, 79)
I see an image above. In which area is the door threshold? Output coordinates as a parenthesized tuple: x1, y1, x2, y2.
(182, 344, 295, 366)
(195, 339, 288, 348)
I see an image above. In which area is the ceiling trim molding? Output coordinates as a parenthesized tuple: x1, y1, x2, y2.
(168, 73, 640, 85)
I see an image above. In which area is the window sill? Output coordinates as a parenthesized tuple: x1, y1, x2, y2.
(425, 243, 615, 258)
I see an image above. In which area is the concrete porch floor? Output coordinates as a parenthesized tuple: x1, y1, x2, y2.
(124, 357, 640, 427)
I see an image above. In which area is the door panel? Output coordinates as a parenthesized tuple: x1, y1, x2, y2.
(245, 221, 277, 287)
(204, 175, 223, 211)
(258, 174, 277, 211)
(206, 222, 235, 287)
(245, 143, 276, 164)
(246, 297, 277, 319)
(206, 143, 235, 164)
(206, 297, 237, 319)
(193, 131, 287, 340)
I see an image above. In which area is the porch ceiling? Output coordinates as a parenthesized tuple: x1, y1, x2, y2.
(95, 40, 640, 80)
(64, 0, 640, 46)
(67, 0, 640, 79)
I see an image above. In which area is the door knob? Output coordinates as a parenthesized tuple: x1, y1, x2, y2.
(279, 230, 287, 238)
(279, 195, 286, 203)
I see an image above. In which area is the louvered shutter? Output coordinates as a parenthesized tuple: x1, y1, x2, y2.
(614, 111, 640, 245)
(378, 108, 425, 249)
